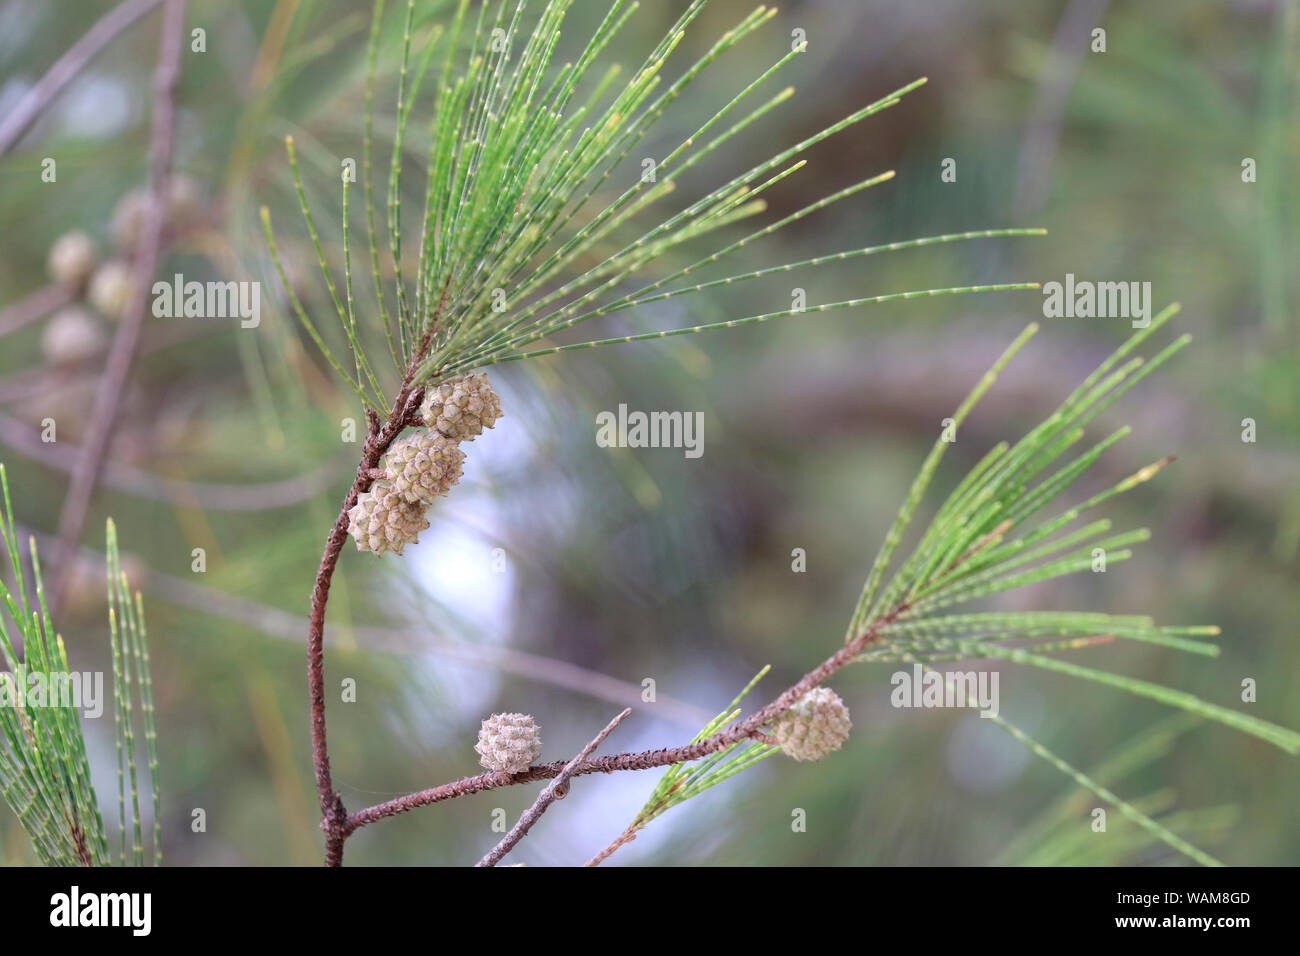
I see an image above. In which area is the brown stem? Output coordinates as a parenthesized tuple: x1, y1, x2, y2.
(584, 824, 639, 867)
(343, 602, 908, 838)
(476, 708, 631, 867)
(309, 385, 423, 866)
(306, 279, 449, 866)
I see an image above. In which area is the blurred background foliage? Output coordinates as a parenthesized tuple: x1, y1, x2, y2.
(0, 0, 1296, 865)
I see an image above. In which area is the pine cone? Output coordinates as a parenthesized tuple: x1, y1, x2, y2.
(165, 175, 203, 229)
(381, 430, 465, 504)
(346, 481, 429, 556)
(771, 687, 851, 762)
(111, 190, 151, 253)
(46, 231, 99, 289)
(42, 308, 104, 365)
(474, 712, 542, 774)
(420, 371, 502, 442)
(87, 260, 134, 322)
(110, 178, 202, 254)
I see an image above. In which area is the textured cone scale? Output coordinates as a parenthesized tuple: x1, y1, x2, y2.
(420, 371, 503, 442)
(772, 687, 851, 762)
(381, 429, 465, 504)
(475, 712, 542, 774)
(346, 481, 430, 556)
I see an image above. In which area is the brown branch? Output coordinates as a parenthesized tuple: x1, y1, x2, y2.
(304, 271, 452, 866)
(49, 0, 186, 614)
(343, 602, 909, 836)
(310, 385, 425, 866)
(0, 0, 166, 156)
(584, 823, 639, 867)
(476, 708, 631, 868)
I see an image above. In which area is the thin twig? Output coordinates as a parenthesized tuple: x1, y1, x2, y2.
(1014, 0, 1112, 216)
(476, 708, 631, 868)
(0, 413, 352, 511)
(49, 0, 185, 614)
(584, 822, 639, 867)
(0, 321, 215, 403)
(17, 525, 714, 725)
(343, 602, 907, 835)
(0, 0, 166, 155)
(0, 285, 74, 338)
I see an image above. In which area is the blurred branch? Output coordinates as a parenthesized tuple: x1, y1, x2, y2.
(51, 0, 185, 612)
(734, 333, 1299, 502)
(0, 322, 215, 404)
(0, 0, 166, 155)
(0, 412, 351, 510)
(476, 708, 631, 868)
(22, 526, 713, 728)
(0, 285, 73, 338)
(1015, 0, 1111, 215)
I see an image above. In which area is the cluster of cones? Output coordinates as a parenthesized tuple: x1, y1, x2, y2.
(347, 371, 502, 556)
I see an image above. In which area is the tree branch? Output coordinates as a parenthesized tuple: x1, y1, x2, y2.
(0, 413, 353, 511)
(49, 0, 186, 614)
(476, 708, 631, 867)
(342, 601, 908, 836)
(1014, 0, 1112, 216)
(18, 523, 714, 725)
(0, 0, 166, 156)
(0, 284, 74, 338)
(584, 822, 640, 867)
(310, 385, 425, 866)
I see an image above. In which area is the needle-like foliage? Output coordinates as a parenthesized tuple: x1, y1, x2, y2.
(0, 472, 160, 867)
(995, 715, 1232, 867)
(850, 305, 1299, 758)
(598, 308, 1298, 865)
(259, 0, 1294, 866)
(630, 667, 776, 827)
(262, 0, 1041, 413)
